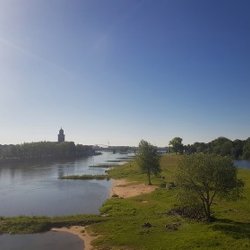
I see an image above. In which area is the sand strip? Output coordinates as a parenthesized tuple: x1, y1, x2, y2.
(110, 178, 157, 198)
(51, 226, 97, 250)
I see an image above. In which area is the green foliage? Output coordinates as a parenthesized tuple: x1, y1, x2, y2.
(232, 139, 244, 159)
(136, 140, 161, 185)
(0, 215, 105, 234)
(60, 174, 109, 180)
(176, 154, 244, 221)
(0, 142, 95, 161)
(209, 137, 233, 156)
(192, 142, 209, 153)
(186, 136, 248, 159)
(169, 137, 184, 154)
(243, 138, 250, 160)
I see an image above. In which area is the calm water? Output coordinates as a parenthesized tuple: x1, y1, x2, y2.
(0, 152, 131, 249)
(0, 232, 84, 250)
(0, 152, 129, 216)
(234, 160, 250, 169)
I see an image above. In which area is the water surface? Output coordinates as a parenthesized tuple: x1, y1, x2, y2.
(234, 160, 250, 169)
(0, 232, 83, 250)
(0, 152, 129, 216)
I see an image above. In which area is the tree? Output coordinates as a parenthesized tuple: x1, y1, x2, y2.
(169, 137, 183, 154)
(136, 140, 161, 185)
(209, 137, 233, 156)
(176, 153, 244, 222)
(243, 138, 250, 160)
(193, 142, 209, 153)
(232, 139, 244, 159)
(184, 144, 196, 154)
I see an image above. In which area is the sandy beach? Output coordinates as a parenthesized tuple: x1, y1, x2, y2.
(51, 178, 156, 249)
(110, 178, 157, 198)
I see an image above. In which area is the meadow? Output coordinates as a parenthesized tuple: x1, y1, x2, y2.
(91, 155, 250, 250)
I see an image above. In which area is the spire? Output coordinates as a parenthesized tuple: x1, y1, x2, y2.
(58, 128, 65, 143)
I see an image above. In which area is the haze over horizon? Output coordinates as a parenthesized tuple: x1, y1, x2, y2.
(0, 0, 249, 147)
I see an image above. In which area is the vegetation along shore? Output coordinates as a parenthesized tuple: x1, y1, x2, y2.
(0, 141, 98, 163)
(1, 150, 249, 249)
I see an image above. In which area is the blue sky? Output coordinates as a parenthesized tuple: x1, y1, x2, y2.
(0, 0, 249, 146)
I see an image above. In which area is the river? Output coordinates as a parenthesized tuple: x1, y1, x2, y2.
(0, 151, 131, 250)
(0, 151, 129, 216)
(0, 231, 84, 250)
(234, 160, 250, 169)
(1, 155, 246, 217)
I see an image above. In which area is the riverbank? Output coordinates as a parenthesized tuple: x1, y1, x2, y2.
(52, 226, 97, 250)
(46, 179, 157, 249)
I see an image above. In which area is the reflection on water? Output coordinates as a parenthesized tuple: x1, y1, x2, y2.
(234, 160, 250, 169)
(0, 232, 84, 250)
(0, 152, 129, 216)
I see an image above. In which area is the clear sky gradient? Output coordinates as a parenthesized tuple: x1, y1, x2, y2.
(0, 0, 249, 146)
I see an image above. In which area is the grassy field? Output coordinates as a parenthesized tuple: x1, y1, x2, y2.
(91, 154, 250, 250)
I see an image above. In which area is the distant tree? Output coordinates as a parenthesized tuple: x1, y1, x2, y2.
(0, 142, 95, 161)
(184, 144, 196, 154)
(232, 139, 244, 159)
(169, 137, 184, 154)
(136, 140, 161, 185)
(176, 153, 244, 222)
(209, 137, 233, 156)
(193, 142, 209, 153)
(243, 138, 250, 160)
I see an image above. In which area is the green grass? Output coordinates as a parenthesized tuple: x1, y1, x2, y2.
(106, 160, 123, 163)
(108, 154, 179, 185)
(89, 164, 114, 168)
(0, 215, 105, 234)
(91, 154, 250, 250)
(60, 174, 109, 180)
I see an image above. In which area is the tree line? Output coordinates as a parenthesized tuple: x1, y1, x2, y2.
(169, 136, 250, 159)
(0, 141, 96, 161)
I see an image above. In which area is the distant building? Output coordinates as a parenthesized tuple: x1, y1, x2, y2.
(58, 128, 65, 143)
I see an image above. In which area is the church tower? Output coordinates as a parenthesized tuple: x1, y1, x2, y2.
(58, 128, 65, 143)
